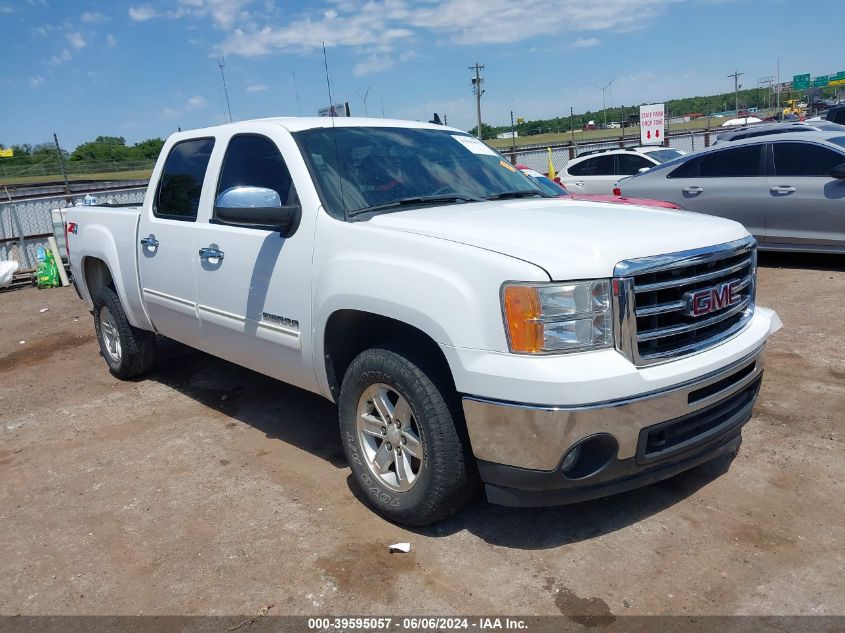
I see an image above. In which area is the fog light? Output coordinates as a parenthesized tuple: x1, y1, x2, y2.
(561, 445, 581, 473)
(560, 434, 619, 480)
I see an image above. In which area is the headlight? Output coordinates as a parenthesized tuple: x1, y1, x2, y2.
(501, 280, 613, 354)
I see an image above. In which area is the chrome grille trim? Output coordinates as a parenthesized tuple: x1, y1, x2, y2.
(612, 236, 757, 366)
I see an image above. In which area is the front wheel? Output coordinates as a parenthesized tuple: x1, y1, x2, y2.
(338, 345, 477, 525)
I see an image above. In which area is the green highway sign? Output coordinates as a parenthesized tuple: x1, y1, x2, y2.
(813, 75, 829, 88)
(792, 74, 810, 90)
(831, 71, 845, 87)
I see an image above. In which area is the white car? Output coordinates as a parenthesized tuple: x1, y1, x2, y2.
(66, 118, 779, 525)
(560, 146, 686, 194)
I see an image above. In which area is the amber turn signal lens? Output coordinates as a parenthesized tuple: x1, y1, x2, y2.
(502, 285, 543, 353)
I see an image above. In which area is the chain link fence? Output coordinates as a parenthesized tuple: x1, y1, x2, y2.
(501, 127, 717, 174)
(0, 187, 146, 270)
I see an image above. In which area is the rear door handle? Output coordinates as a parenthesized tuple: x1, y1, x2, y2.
(574, 181, 585, 187)
(198, 246, 224, 260)
(682, 186, 703, 195)
(140, 235, 159, 248)
(770, 185, 796, 195)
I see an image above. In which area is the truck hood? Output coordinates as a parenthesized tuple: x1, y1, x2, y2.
(368, 198, 749, 280)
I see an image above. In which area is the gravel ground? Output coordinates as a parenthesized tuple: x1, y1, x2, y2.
(0, 251, 843, 619)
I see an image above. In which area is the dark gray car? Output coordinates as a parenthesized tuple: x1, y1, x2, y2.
(617, 131, 845, 253)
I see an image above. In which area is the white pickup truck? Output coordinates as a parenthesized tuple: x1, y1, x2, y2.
(67, 118, 782, 525)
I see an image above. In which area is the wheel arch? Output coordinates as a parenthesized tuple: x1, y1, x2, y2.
(321, 309, 457, 404)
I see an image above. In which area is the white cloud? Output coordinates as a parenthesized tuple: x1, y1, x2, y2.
(185, 95, 207, 110)
(80, 11, 108, 24)
(570, 37, 600, 48)
(67, 31, 86, 49)
(246, 83, 268, 92)
(48, 49, 72, 65)
(106, 33, 117, 47)
(129, 5, 161, 21)
(161, 107, 181, 119)
(0, 4, 16, 14)
(29, 76, 45, 88)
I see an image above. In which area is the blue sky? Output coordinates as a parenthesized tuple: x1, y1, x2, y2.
(1, 0, 842, 150)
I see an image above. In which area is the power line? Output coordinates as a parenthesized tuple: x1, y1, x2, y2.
(727, 70, 744, 115)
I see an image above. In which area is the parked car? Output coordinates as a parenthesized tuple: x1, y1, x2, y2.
(516, 165, 682, 209)
(617, 131, 845, 252)
(559, 146, 686, 194)
(65, 118, 780, 525)
(825, 105, 845, 126)
(714, 121, 845, 144)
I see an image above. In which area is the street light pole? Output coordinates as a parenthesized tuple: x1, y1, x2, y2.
(356, 86, 372, 117)
(592, 79, 616, 128)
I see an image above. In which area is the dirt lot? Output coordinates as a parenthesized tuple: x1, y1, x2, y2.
(1, 252, 843, 619)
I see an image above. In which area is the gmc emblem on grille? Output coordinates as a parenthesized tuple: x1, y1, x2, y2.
(685, 279, 742, 317)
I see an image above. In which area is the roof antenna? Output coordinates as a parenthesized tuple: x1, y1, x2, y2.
(322, 41, 346, 219)
(217, 55, 233, 123)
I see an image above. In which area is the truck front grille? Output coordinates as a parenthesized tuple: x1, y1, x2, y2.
(613, 237, 757, 365)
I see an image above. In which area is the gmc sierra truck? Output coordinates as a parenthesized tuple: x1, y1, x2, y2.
(66, 118, 782, 525)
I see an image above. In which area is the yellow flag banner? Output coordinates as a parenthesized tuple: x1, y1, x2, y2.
(547, 148, 556, 180)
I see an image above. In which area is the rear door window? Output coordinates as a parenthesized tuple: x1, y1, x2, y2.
(154, 138, 215, 220)
(698, 145, 762, 177)
(568, 154, 615, 176)
(617, 154, 654, 175)
(772, 142, 845, 176)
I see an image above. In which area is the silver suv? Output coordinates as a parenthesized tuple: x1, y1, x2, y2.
(617, 131, 845, 253)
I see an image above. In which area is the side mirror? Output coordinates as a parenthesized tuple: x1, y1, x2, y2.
(830, 162, 845, 180)
(638, 167, 650, 173)
(214, 186, 301, 237)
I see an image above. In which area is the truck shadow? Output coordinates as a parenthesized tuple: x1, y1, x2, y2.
(147, 337, 735, 550)
(147, 337, 347, 468)
(353, 452, 734, 549)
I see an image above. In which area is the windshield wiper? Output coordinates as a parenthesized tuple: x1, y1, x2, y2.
(484, 190, 549, 200)
(347, 195, 484, 218)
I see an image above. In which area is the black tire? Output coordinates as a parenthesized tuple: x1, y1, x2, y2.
(92, 286, 156, 379)
(338, 344, 478, 525)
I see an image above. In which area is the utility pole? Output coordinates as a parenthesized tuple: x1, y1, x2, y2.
(570, 106, 575, 145)
(469, 63, 485, 139)
(218, 56, 233, 123)
(727, 70, 744, 115)
(510, 110, 516, 154)
(776, 58, 781, 120)
(53, 133, 70, 195)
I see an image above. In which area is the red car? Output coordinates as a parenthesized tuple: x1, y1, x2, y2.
(517, 165, 682, 210)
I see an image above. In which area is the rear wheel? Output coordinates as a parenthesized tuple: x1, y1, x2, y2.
(93, 286, 156, 379)
(338, 344, 477, 525)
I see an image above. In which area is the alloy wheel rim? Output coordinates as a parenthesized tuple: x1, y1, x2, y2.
(356, 383, 424, 492)
(99, 306, 122, 363)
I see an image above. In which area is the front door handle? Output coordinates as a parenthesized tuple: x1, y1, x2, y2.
(682, 186, 703, 195)
(770, 185, 796, 195)
(140, 235, 159, 248)
(574, 181, 585, 187)
(198, 246, 224, 260)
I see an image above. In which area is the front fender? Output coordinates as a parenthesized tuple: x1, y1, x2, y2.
(311, 217, 549, 397)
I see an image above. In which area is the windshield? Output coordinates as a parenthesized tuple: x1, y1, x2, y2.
(645, 149, 684, 163)
(293, 126, 550, 218)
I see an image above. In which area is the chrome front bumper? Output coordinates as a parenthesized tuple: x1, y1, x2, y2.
(462, 345, 765, 472)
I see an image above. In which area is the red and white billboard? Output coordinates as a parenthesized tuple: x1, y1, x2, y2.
(640, 103, 665, 145)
